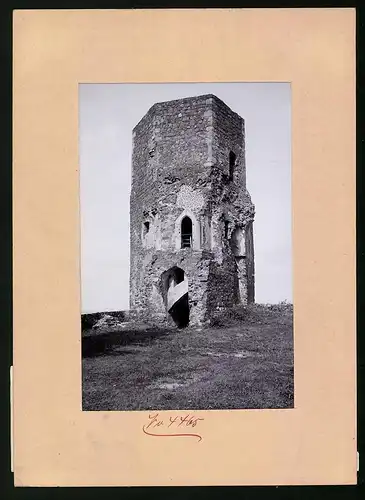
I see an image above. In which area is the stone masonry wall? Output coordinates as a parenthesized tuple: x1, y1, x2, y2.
(206, 96, 255, 310)
(130, 94, 255, 326)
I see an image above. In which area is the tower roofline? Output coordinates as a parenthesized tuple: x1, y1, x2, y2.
(132, 93, 243, 132)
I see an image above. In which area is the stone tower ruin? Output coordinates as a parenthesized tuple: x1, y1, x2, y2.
(129, 94, 255, 327)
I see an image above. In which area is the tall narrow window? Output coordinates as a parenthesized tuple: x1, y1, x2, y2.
(229, 151, 236, 181)
(224, 220, 229, 239)
(181, 216, 193, 248)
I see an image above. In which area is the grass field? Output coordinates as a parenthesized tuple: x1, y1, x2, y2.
(82, 303, 294, 411)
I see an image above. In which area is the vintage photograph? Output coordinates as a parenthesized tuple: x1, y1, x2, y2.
(80, 82, 293, 411)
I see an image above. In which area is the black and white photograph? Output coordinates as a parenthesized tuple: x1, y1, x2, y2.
(80, 82, 293, 411)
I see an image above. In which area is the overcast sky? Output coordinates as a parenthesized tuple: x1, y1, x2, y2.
(79, 82, 291, 313)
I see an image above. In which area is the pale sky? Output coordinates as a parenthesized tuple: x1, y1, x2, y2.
(79, 83, 292, 313)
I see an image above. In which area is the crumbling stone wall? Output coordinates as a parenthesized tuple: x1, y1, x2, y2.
(130, 94, 255, 326)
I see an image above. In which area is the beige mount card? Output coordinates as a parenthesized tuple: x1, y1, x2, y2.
(12, 8, 356, 486)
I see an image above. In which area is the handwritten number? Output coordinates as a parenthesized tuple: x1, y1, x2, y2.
(145, 413, 159, 429)
(179, 415, 190, 427)
(169, 416, 178, 427)
(142, 414, 204, 441)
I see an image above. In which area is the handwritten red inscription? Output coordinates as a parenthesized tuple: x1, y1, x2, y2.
(142, 412, 204, 442)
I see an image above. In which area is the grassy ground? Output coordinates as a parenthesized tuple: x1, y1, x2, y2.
(82, 303, 294, 411)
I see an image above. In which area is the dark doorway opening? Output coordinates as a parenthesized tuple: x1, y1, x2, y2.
(174, 267, 184, 284)
(160, 266, 190, 328)
(169, 293, 190, 328)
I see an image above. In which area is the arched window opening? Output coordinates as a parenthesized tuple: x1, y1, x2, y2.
(181, 216, 193, 248)
(143, 221, 150, 237)
(229, 151, 236, 181)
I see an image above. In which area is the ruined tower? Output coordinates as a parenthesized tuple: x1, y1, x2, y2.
(129, 94, 255, 327)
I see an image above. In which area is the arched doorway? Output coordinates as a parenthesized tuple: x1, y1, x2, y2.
(160, 266, 189, 327)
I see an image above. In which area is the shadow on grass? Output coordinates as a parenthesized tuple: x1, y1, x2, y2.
(82, 326, 172, 358)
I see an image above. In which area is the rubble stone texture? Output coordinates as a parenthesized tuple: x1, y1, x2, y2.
(129, 94, 255, 327)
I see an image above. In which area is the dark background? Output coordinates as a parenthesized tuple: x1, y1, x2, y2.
(1, 1, 363, 498)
